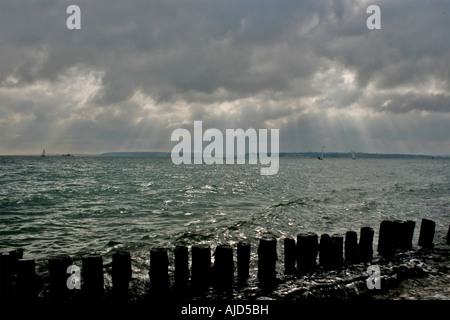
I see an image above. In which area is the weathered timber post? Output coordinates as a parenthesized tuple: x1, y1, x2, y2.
(191, 244, 211, 288)
(297, 232, 318, 272)
(237, 241, 250, 282)
(150, 248, 169, 291)
(378, 220, 395, 256)
(345, 231, 358, 263)
(82, 254, 104, 298)
(418, 219, 435, 248)
(213, 244, 234, 289)
(174, 245, 189, 288)
(0, 254, 12, 299)
(112, 251, 132, 297)
(284, 238, 296, 274)
(319, 234, 332, 268)
(16, 259, 36, 298)
(403, 220, 416, 250)
(257, 237, 277, 286)
(359, 227, 374, 262)
(331, 234, 343, 267)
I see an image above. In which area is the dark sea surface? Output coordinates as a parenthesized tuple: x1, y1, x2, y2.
(1, 156, 449, 299)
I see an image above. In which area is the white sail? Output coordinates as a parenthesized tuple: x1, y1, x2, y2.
(318, 146, 324, 160)
(351, 150, 355, 160)
(41, 149, 46, 157)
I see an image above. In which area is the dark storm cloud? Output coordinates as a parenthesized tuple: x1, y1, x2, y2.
(2, 0, 448, 100)
(0, 0, 449, 154)
(302, 0, 450, 90)
(0, 0, 337, 101)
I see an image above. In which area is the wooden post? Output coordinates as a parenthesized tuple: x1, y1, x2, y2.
(9, 249, 23, 274)
(257, 237, 277, 286)
(345, 231, 358, 263)
(112, 251, 131, 296)
(296, 232, 318, 272)
(378, 220, 394, 256)
(16, 259, 36, 298)
(393, 220, 410, 251)
(191, 244, 211, 288)
(237, 241, 250, 282)
(319, 234, 332, 268)
(0, 254, 12, 299)
(213, 244, 234, 289)
(359, 226, 374, 262)
(401, 220, 416, 250)
(82, 254, 104, 298)
(48, 255, 72, 297)
(150, 248, 169, 290)
(418, 219, 435, 248)
(359, 227, 374, 262)
(174, 245, 189, 288)
(331, 234, 343, 267)
(284, 238, 296, 274)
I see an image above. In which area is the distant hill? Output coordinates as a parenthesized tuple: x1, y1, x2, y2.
(99, 151, 448, 159)
(100, 152, 171, 157)
(278, 152, 448, 159)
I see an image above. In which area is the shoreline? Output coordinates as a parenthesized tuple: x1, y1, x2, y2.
(1, 220, 448, 302)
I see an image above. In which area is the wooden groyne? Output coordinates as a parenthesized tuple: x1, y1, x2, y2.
(0, 218, 448, 300)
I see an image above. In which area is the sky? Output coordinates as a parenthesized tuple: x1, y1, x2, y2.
(0, 0, 449, 155)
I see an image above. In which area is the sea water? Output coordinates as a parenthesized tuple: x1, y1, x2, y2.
(1, 156, 449, 298)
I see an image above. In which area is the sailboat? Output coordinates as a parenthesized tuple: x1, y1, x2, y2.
(318, 146, 324, 160)
(351, 150, 355, 160)
(41, 149, 46, 157)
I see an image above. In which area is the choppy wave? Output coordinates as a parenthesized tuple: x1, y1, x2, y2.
(1, 156, 449, 299)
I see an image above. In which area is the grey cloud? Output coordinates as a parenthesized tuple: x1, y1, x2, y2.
(0, 0, 449, 155)
(364, 92, 450, 113)
(2, 0, 448, 101)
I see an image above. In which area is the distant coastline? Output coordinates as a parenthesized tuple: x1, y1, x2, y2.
(2, 152, 449, 159)
(98, 152, 449, 159)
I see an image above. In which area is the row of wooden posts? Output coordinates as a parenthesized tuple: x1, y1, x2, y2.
(0, 218, 448, 299)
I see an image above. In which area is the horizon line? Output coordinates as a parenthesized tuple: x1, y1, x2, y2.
(1, 151, 450, 158)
